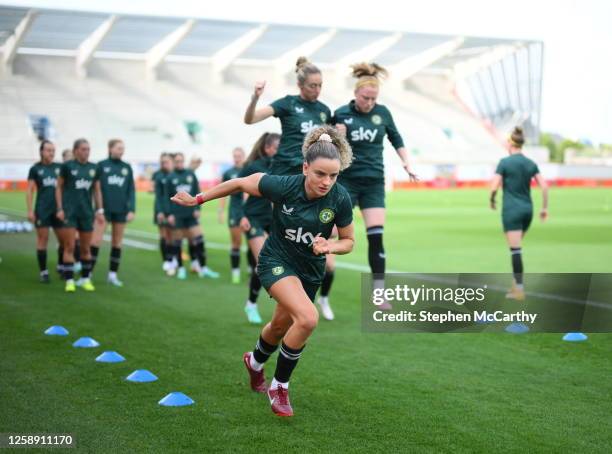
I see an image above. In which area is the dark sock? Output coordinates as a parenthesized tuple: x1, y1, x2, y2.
(188, 242, 197, 262)
(367, 225, 385, 276)
(81, 259, 92, 279)
(511, 247, 523, 285)
(174, 241, 183, 267)
(248, 273, 262, 303)
(252, 335, 279, 365)
(159, 238, 166, 261)
(74, 240, 81, 263)
(321, 270, 334, 297)
(110, 247, 121, 272)
(64, 262, 74, 281)
(57, 247, 64, 271)
(37, 249, 47, 273)
(193, 235, 206, 267)
(230, 248, 240, 269)
(274, 342, 305, 383)
(90, 245, 100, 272)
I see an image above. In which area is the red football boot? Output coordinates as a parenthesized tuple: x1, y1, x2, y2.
(267, 384, 293, 417)
(243, 352, 267, 393)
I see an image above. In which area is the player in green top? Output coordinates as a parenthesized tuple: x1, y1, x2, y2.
(325, 62, 418, 315)
(90, 139, 136, 287)
(55, 138, 104, 292)
(238, 132, 280, 324)
(152, 153, 175, 274)
(172, 125, 354, 418)
(218, 147, 246, 284)
(165, 152, 219, 280)
(26, 140, 62, 283)
(243, 57, 331, 176)
(490, 126, 548, 300)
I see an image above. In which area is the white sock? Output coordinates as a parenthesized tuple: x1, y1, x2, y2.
(270, 378, 289, 390)
(232, 268, 240, 276)
(318, 296, 328, 305)
(516, 284, 524, 290)
(66, 278, 74, 284)
(249, 354, 264, 372)
(108, 271, 117, 280)
(245, 301, 257, 309)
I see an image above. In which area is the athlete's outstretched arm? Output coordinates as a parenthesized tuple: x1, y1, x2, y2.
(534, 173, 549, 220)
(313, 224, 355, 256)
(171, 173, 264, 207)
(244, 81, 275, 124)
(489, 174, 502, 210)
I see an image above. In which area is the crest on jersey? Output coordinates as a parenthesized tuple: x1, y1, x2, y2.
(104, 167, 110, 173)
(38, 170, 44, 175)
(319, 208, 335, 224)
(55, 168, 60, 175)
(371, 114, 382, 125)
(172, 178, 178, 184)
(295, 106, 304, 114)
(320, 112, 327, 123)
(187, 175, 193, 183)
(89, 169, 96, 177)
(272, 266, 284, 276)
(343, 118, 353, 125)
(71, 170, 78, 176)
(121, 168, 128, 176)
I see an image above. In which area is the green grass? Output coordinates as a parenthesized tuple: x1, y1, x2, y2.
(1, 188, 611, 453)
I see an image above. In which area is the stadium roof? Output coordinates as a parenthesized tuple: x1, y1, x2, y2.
(0, 6, 538, 66)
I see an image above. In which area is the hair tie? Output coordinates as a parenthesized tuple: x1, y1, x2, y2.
(318, 133, 332, 142)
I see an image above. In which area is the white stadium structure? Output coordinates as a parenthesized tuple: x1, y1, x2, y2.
(0, 5, 548, 185)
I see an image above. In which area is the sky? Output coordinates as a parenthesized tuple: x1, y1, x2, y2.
(3, 0, 612, 144)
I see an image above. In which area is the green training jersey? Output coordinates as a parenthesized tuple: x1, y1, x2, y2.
(166, 168, 200, 218)
(495, 154, 540, 211)
(258, 174, 353, 283)
(60, 159, 98, 215)
(270, 95, 332, 168)
(27, 162, 61, 216)
(239, 158, 272, 221)
(152, 169, 171, 215)
(222, 165, 244, 217)
(96, 158, 135, 213)
(333, 101, 404, 179)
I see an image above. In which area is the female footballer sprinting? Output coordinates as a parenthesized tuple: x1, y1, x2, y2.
(172, 126, 354, 417)
(490, 126, 548, 299)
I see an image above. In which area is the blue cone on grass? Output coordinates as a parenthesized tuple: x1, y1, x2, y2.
(505, 323, 529, 334)
(96, 351, 125, 363)
(126, 369, 158, 382)
(44, 325, 69, 336)
(563, 332, 588, 342)
(73, 337, 100, 347)
(159, 392, 195, 407)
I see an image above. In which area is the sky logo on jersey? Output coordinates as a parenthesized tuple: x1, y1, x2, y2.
(284, 227, 322, 245)
(295, 106, 304, 114)
(42, 176, 57, 187)
(351, 127, 378, 143)
(75, 178, 92, 190)
(300, 120, 319, 134)
(176, 184, 191, 193)
(107, 175, 125, 187)
(281, 204, 294, 216)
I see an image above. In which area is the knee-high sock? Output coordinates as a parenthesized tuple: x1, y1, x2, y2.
(320, 270, 334, 297)
(90, 245, 100, 272)
(367, 226, 385, 276)
(248, 272, 262, 303)
(192, 235, 206, 267)
(37, 249, 47, 273)
(230, 248, 240, 270)
(110, 247, 121, 272)
(174, 240, 183, 267)
(511, 247, 523, 285)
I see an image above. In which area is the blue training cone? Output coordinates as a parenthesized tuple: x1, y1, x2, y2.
(44, 325, 69, 336)
(505, 323, 530, 334)
(126, 369, 158, 383)
(96, 351, 126, 363)
(72, 336, 100, 348)
(563, 332, 588, 342)
(159, 392, 195, 407)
